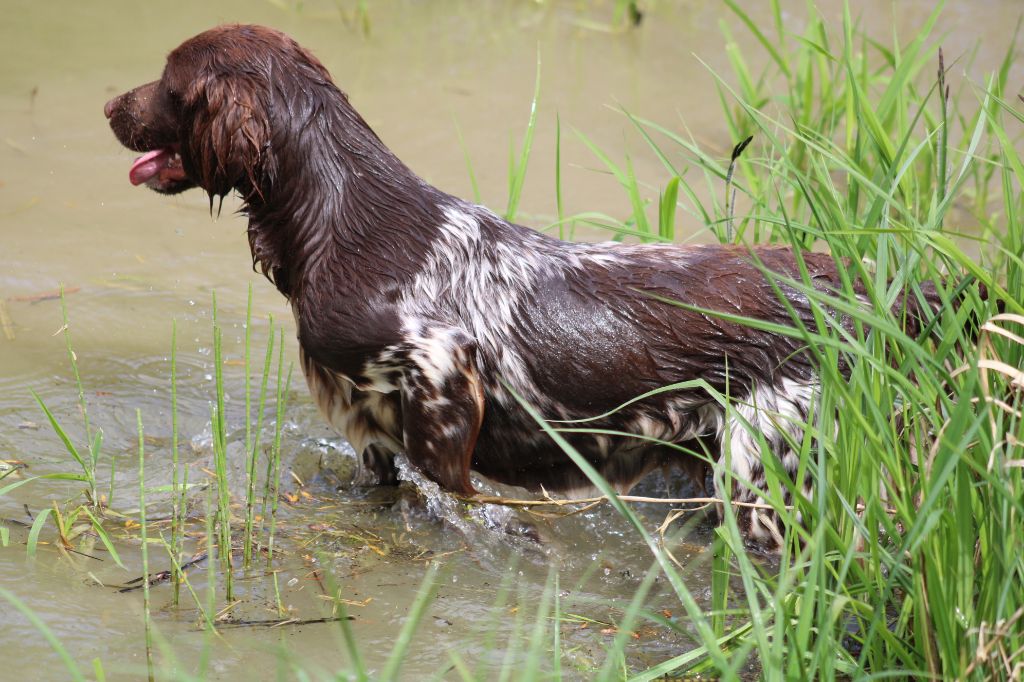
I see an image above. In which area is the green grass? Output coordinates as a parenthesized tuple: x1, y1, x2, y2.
(536, 1, 1024, 679)
(505, 49, 543, 223)
(136, 408, 155, 682)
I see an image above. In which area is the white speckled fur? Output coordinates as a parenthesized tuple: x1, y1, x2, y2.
(714, 378, 817, 543)
(399, 205, 550, 404)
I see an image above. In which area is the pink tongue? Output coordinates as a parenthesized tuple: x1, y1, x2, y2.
(129, 148, 173, 186)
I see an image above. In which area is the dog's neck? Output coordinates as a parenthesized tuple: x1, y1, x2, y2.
(241, 82, 449, 299)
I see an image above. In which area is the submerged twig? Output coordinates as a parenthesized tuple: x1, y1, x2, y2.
(118, 552, 208, 593)
(213, 615, 354, 629)
(468, 493, 767, 511)
(466, 492, 896, 516)
(10, 286, 81, 303)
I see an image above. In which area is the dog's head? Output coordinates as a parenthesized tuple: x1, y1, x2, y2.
(104, 24, 333, 198)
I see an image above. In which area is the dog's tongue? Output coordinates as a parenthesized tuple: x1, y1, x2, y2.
(129, 148, 174, 186)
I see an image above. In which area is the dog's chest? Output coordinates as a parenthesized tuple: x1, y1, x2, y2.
(290, 299, 404, 450)
(298, 343, 404, 453)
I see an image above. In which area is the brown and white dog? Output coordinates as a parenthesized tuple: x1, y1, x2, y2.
(105, 25, 951, 548)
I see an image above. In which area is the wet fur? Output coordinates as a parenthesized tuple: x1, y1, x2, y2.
(106, 25, 950, 548)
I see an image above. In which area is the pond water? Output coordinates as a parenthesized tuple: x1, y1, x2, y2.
(1, 1, 1021, 679)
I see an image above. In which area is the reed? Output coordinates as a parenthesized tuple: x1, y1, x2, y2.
(538, 2, 1024, 678)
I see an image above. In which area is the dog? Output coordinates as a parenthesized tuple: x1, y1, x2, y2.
(104, 25, 955, 549)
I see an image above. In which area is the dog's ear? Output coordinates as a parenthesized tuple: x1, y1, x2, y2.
(180, 72, 271, 199)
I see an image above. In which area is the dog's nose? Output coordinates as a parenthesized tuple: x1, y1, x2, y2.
(103, 97, 117, 120)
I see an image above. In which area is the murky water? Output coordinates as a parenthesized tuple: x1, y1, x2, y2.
(1, 1, 1021, 678)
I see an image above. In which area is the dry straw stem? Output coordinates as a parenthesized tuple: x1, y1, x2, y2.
(963, 605, 1024, 680)
(469, 491, 897, 517)
(976, 313, 1024, 392)
(468, 492, 774, 512)
(947, 314, 1024, 471)
(973, 314, 1024, 471)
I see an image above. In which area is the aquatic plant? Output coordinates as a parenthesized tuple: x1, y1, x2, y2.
(533, 2, 1024, 678)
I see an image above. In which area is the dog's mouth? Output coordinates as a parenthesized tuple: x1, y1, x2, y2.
(129, 146, 189, 193)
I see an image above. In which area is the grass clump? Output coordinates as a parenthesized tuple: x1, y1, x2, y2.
(541, 2, 1024, 679)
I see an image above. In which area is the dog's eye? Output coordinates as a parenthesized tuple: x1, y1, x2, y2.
(163, 88, 184, 110)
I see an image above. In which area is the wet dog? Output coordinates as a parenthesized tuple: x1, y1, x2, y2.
(105, 25, 952, 548)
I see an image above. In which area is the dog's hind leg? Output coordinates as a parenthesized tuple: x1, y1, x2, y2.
(713, 379, 816, 550)
(398, 323, 484, 496)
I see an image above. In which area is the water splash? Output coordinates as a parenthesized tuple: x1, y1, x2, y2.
(393, 454, 549, 560)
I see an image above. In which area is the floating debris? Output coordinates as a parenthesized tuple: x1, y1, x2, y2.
(10, 286, 80, 303)
(214, 615, 354, 629)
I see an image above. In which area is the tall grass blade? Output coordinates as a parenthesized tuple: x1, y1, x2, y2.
(136, 409, 155, 682)
(31, 392, 88, 479)
(26, 507, 54, 559)
(59, 288, 99, 507)
(169, 319, 184, 605)
(454, 118, 482, 204)
(505, 50, 541, 222)
(81, 507, 126, 570)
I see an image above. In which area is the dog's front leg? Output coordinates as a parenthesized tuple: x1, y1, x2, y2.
(399, 325, 484, 496)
